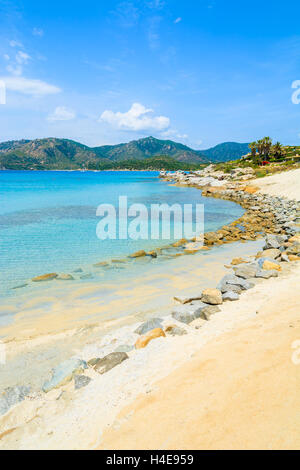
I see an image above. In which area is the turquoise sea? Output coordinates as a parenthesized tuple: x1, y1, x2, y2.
(0, 171, 244, 298)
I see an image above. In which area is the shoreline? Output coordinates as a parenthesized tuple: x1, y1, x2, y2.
(0, 168, 299, 449)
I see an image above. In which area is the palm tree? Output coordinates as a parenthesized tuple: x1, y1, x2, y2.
(272, 141, 283, 160)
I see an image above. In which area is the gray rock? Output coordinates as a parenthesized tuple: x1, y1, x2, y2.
(173, 294, 202, 304)
(222, 291, 239, 301)
(280, 253, 290, 262)
(171, 305, 197, 324)
(257, 257, 281, 270)
(255, 270, 279, 279)
(0, 386, 30, 416)
(218, 274, 254, 290)
(234, 264, 258, 279)
(135, 318, 163, 335)
(94, 352, 128, 374)
(42, 358, 87, 393)
(263, 235, 281, 249)
(201, 305, 220, 320)
(221, 283, 242, 294)
(74, 374, 91, 390)
(114, 344, 134, 353)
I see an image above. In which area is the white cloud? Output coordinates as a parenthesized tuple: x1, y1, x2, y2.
(3, 54, 10, 61)
(9, 40, 23, 48)
(33, 27, 44, 37)
(100, 102, 170, 131)
(0, 76, 61, 96)
(174, 17, 182, 24)
(161, 128, 188, 140)
(16, 51, 31, 64)
(48, 106, 76, 121)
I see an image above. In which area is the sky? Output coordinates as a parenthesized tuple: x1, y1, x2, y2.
(0, 0, 300, 149)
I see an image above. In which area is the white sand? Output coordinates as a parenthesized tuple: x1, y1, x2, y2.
(252, 167, 300, 200)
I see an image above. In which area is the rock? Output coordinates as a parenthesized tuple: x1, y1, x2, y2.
(255, 269, 278, 279)
(42, 358, 87, 392)
(231, 257, 247, 265)
(94, 352, 129, 374)
(114, 344, 135, 353)
(73, 268, 83, 273)
(218, 274, 254, 291)
(201, 288, 222, 305)
(222, 291, 239, 301)
(165, 325, 187, 336)
(173, 294, 202, 304)
(234, 264, 258, 279)
(129, 250, 146, 258)
(263, 235, 281, 249)
(93, 261, 109, 267)
(286, 243, 300, 255)
(172, 307, 196, 324)
(57, 274, 74, 280)
(0, 386, 30, 416)
(289, 235, 300, 243)
(262, 260, 281, 272)
(221, 283, 242, 294)
(260, 248, 281, 260)
(201, 305, 220, 320)
(74, 375, 91, 390)
(32, 273, 57, 282)
(147, 251, 157, 258)
(280, 253, 290, 262)
(135, 328, 166, 349)
(172, 238, 188, 247)
(190, 318, 207, 329)
(288, 254, 300, 261)
(134, 318, 163, 335)
(87, 358, 100, 367)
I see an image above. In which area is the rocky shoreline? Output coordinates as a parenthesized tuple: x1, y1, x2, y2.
(1, 167, 299, 445)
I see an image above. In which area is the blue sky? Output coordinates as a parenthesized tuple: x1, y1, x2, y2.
(0, 0, 300, 149)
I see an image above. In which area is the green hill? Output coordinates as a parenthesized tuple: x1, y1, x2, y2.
(0, 136, 250, 170)
(200, 142, 250, 162)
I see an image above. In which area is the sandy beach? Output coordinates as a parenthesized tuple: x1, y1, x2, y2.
(0, 169, 299, 450)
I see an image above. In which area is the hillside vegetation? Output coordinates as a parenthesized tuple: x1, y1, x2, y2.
(0, 136, 249, 170)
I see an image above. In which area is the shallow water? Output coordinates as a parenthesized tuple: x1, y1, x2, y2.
(0, 170, 244, 298)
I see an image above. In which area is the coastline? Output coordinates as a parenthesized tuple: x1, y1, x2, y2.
(0, 168, 299, 450)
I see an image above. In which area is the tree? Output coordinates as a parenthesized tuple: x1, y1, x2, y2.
(249, 142, 257, 158)
(272, 141, 283, 159)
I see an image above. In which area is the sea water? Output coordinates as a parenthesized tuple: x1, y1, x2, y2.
(0, 170, 244, 298)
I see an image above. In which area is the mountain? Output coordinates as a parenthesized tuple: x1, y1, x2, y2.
(200, 142, 250, 162)
(93, 136, 208, 163)
(0, 136, 250, 170)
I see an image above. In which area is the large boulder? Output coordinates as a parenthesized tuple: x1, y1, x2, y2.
(263, 235, 281, 250)
(262, 260, 281, 272)
(93, 352, 128, 374)
(42, 358, 87, 392)
(134, 318, 163, 335)
(234, 264, 258, 279)
(260, 248, 281, 260)
(201, 288, 223, 305)
(222, 291, 239, 301)
(135, 328, 166, 349)
(255, 269, 278, 279)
